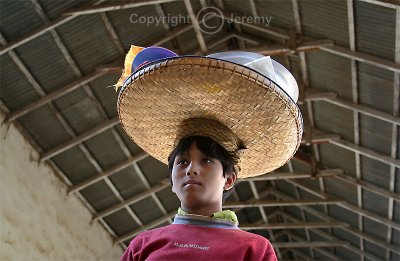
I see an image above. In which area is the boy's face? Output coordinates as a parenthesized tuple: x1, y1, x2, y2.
(171, 142, 234, 213)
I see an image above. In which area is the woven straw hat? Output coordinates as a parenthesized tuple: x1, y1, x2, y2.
(117, 50, 303, 178)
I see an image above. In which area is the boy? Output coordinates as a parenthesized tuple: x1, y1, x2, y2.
(121, 135, 277, 261)
(117, 46, 303, 261)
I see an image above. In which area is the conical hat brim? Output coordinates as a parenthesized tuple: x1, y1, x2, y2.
(118, 56, 303, 178)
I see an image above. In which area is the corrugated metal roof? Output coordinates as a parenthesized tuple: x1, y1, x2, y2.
(19, 106, 72, 150)
(333, 228, 360, 248)
(104, 208, 140, 236)
(319, 143, 357, 176)
(0, 55, 41, 111)
(89, 74, 120, 118)
(362, 156, 392, 189)
(363, 218, 388, 243)
(155, 187, 181, 212)
(307, 51, 353, 100)
(130, 197, 165, 223)
(329, 204, 359, 228)
(300, 0, 349, 47)
(355, 1, 396, 61)
(109, 167, 146, 199)
(222, 0, 252, 17)
(314, 101, 355, 142)
(57, 14, 121, 74)
(358, 63, 394, 113)
(52, 146, 98, 184)
(38, 0, 91, 21)
(137, 156, 169, 187)
(0, 0, 43, 41)
(115, 125, 144, 155)
(106, 6, 170, 50)
(15, 34, 77, 93)
(53, 88, 105, 134)
(1, 0, 398, 260)
(275, 179, 298, 199)
(255, 0, 294, 30)
(360, 114, 393, 155)
(80, 180, 120, 211)
(83, 129, 128, 169)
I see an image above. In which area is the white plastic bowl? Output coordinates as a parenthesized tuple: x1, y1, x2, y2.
(207, 51, 299, 102)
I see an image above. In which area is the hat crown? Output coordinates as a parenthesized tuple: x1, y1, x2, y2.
(175, 117, 245, 152)
(175, 117, 244, 174)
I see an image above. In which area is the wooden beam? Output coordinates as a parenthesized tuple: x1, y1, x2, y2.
(239, 38, 334, 56)
(346, 5, 358, 169)
(272, 241, 348, 248)
(273, 189, 400, 255)
(220, 11, 289, 39)
(63, 0, 178, 16)
(287, 249, 317, 261)
(113, 187, 281, 245)
(92, 179, 170, 222)
(320, 45, 400, 73)
(29, 3, 147, 230)
(232, 32, 262, 46)
(223, 199, 344, 209)
(101, 13, 124, 55)
(387, 6, 400, 260)
(68, 152, 148, 194)
(4, 23, 194, 123)
(5, 70, 107, 123)
(287, 179, 400, 230)
(115, 211, 177, 245)
(239, 221, 349, 230)
(219, 13, 400, 72)
(288, 1, 320, 258)
(335, 173, 400, 202)
(72, 168, 336, 233)
(40, 117, 119, 161)
(243, 169, 341, 181)
(281, 212, 386, 260)
(0, 16, 75, 56)
(359, 0, 400, 9)
(285, 231, 351, 259)
(330, 138, 400, 168)
(183, 0, 207, 53)
(305, 88, 400, 125)
(0, 0, 110, 56)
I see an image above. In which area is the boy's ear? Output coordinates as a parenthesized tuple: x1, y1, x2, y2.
(171, 182, 176, 194)
(224, 172, 237, 190)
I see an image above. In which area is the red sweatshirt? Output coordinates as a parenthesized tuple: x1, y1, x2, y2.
(121, 215, 277, 261)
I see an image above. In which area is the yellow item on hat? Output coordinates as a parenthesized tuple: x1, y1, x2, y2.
(114, 45, 144, 92)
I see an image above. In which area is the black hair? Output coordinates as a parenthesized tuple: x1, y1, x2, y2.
(167, 136, 236, 201)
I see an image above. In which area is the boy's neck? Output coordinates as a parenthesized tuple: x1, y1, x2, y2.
(181, 205, 222, 217)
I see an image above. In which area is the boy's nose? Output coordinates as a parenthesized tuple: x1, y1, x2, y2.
(186, 162, 199, 176)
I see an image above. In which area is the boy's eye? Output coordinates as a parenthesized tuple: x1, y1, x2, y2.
(203, 159, 212, 163)
(177, 159, 187, 165)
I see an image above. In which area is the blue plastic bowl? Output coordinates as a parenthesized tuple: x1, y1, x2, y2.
(132, 46, 178, 72)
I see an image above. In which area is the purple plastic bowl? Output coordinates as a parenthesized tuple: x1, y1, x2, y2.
(131, 46, 178, 72)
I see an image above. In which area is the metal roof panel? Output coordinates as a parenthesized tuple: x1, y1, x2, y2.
(299, 0, 349, 47)
(0, 0, 43, 41)
(57, 14, 121, 74)
(355, 1, 396, 61)
(52, 146, 98, 184)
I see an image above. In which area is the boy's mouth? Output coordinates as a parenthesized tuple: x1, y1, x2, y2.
(183, 179, 202, 187)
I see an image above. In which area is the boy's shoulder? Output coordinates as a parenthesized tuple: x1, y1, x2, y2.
(136, 224, 173, 236)
(234, 228, 271, 242)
